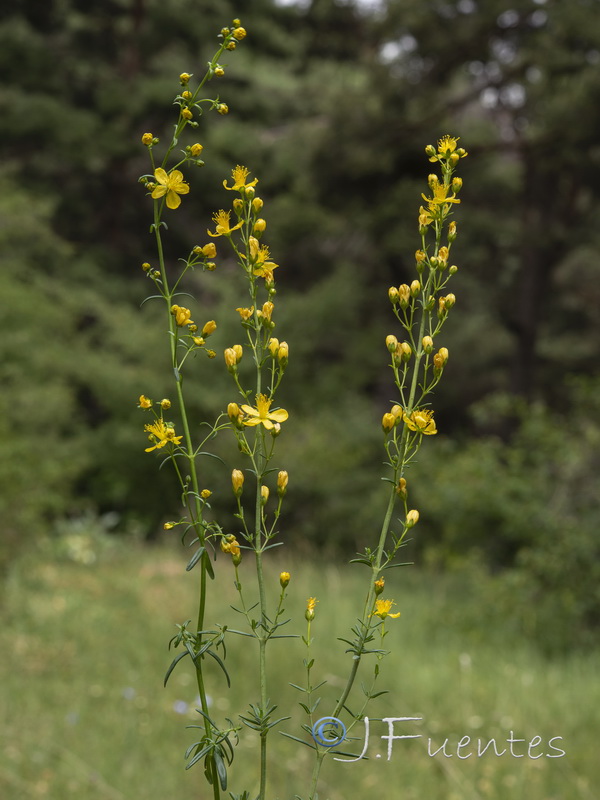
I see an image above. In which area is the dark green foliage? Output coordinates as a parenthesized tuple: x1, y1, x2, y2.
(1, 0, 600, 644)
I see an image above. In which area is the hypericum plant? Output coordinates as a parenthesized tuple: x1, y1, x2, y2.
(135, 17, 466, 800)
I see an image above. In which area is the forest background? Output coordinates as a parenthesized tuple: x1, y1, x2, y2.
(2, 0, 600, 654)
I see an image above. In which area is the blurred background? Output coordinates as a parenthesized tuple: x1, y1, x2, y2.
(1, 1, 600, 798)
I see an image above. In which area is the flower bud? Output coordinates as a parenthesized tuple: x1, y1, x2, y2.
(200, 489, 212, 499)
(444, 293, 456, 309)
(452, 176, 463, 193)
(141, 132, 153, 146)
(231, 469, 244, 496)
(415, 249, 427, 264)
(214, 66, 225, 77)
(396, 477, 407, 499)
(270, 422, 281, 437)
(391, 404, 403, 420)
(406, 509, 420, 527)
(202, 320, 217, 337)
(202, 242, 216, 258)
(260, 485, 270, 505)
(138, 395, 152, 409)
(232, 26, 247, 40)
(386, 334, 398, 353)
(252, 197, 264, 212)
(449, 265, 458, 275)
(400, 342, 412, 362)
(160, 398, 171, 410)
(398, 284, 410, 308)
(277, 470, 289, 496)
(245, 186, 255, 200)
(422, 336, 433, 354)
(193, 336, 205, 346)
(448, 221, 457, 241)
(182, 108, 193, 120)
(164, 521, 175, 530)
(268, 337, 280, 357)
(233, 198, 243, 214)
(280, 571, 290, 588)
(182, 91, 192, 100)
(260, 301, 274, 323)
(224, 348, 237, 369)
(227, 402, 241, 423)
(277, 341, 289, 366)
(425, 144, 436, 159)
(374, 577, 385, 595)
(382, 412, 396, 433)
(217, 103, 229, 114)
(388, 286, 399, 304)
(232, 344, 243, 362)
(179, 72, 191, 84)
(254, 218, 266, 233)
(305, 597, 317, 622)
(433, 347, 449, 372)
(410, 280, 421, 297)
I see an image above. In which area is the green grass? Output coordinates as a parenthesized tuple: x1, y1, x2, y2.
(1, 541, 598, 800)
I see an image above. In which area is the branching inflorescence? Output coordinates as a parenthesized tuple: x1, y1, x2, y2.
(135, 17, 466, 800)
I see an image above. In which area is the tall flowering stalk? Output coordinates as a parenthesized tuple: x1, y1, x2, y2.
(290, 135, 468, 798)
(133, 16, 466, 799)
(137, 18, 294, 800)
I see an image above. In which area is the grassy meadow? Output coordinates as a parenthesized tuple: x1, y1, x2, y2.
(1, 538, 598, 800)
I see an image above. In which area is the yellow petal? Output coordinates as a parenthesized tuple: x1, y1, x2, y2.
(166, 191, 181, 210)
(240, 405, 258, 416)
(154, 167, 169, 186)
(151, 185, 167, 199)
(242, 417, 262, 427)
(268, 408, 288, 423)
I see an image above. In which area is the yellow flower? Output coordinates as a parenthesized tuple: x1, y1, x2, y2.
(144, 419, 183, 452)
(437, 135, 459, 155)
(421, 182, 461, 210)
(372, 599, 401, 620)
(236, 306, 254, 321)
(207, 209, 243, 238)
(241, 393, 288, 430)
(170, 305, 194, 327)
(223, 165, 258, 192)
(403, 408, 437, 435)
(151, 168, 190, 210)
(138, 395, 152, 409)
(243, 236, 279, 280)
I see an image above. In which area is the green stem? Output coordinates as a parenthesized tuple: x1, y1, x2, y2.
(153, 203, 219, 800)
